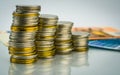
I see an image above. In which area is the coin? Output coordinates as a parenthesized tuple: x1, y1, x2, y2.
(16, 5, 41, 13)
(8, 46, 35, 52)
(11, 26, 38, 32)
(10, 57, 37, 64)
(37, 49, 55, 58)
(39, 14, 58, 24)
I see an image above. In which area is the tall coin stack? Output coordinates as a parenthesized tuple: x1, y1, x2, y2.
(8, 5, 41, 64)
(36, 14, 58, 58)
(55, 21, 73, 54)
(72, 32, 90, 52)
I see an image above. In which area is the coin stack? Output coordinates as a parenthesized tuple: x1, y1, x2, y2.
(36, 14, 58, 58)
(55, 21, 73, 54)
(72, 32, 90, 52)
(8, 5, 41, 64)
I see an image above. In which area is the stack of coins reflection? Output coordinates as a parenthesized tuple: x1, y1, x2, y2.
(72, 52, 89, 67)
(9, 63, 35, 75)
(35, 59, 54, 75)
(36, 14, 58, 58)
(53, 54, 72, 75)
(8, 5, 41, 64)
(72, 32, 90, 52)
(55, 21, 73, 54)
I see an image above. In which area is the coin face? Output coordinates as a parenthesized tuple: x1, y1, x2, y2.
(72, 32, 90, 38)
(40, 14, 58, 20)
(57, 21, 73, 28)
(16, 5, 41, 13)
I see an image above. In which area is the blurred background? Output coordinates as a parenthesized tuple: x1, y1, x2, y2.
(0, 0, 120, 31)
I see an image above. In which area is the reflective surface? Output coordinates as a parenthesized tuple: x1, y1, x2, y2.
(0, 42, 120, 75)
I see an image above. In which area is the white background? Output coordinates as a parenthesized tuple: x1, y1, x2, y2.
(0, 0, 120, 31)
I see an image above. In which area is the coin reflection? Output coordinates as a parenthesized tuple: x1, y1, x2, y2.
(9, 52, 89, 75)
(34, 59, 54, 75)
(71, 52, 89, 67)
(9, 63, 35, 75)
(53, 54, 72, 75)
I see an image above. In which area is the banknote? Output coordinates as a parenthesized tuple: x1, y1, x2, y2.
(72, 27, 120, 40)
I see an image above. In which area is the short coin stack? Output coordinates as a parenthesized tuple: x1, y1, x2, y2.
(36, 14, 58, 58)
(55, 21, 73, 54)
(8, 5, 41, 64)
(72, 32, 90, 52)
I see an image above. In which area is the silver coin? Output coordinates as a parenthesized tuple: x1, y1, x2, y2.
(36, 44, 54, 48)
(10, 31, 36, 36)
(16, 9, 40, 13)
(56, 34, 72, 38)
(72, 32, 90, 38)
(38, 27, 56, 32)
(13, 19, 38, 23)
(55, 37, 71, 41)
(16, 5, 41, 13)
(36, 32, 55, 36)
(11, 54, 37, 59)
(36, 40, 54, 45)
(55, 43, 72, 46)
(9, 39, 35, 43)
(13, 16, 39, 20)
(16, 5, 41, 10)
(9, 36, 35, 40)
(9, 41, 35, 48)
(40, 14, 58, 20)
(12, 22, 38, 26)
(57, 21, 73, 28)
(55, 44, 72, 48)
(39, 19, 58, 25)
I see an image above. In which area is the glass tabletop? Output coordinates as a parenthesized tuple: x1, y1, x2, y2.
(0, 42, 120, 75)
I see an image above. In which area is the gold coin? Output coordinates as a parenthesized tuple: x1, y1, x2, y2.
(36, 46, 54, 51)
(13, 12, 39, 17)
(10, 51, 37, 56)
(8, 46, 35, 52)
(10, 57, 37, 64)
(74, 47, 88, 52)
(55, 47, 72, 50)
(37, 50, 55, 58)
(11, 26, 38, 32)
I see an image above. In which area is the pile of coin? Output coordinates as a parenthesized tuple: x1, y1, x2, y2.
(8, 5, 41, 64)
(55, 21, 73, 54)
(36, 14, 58, 58)
(72, 32, 90, 52)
